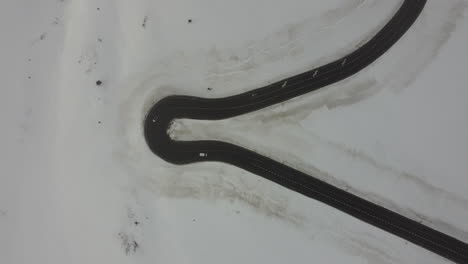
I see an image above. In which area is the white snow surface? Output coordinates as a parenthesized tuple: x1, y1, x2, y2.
(1, 0, 468, 263)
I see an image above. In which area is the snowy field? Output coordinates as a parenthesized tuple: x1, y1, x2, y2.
(1, 0, 468, 263)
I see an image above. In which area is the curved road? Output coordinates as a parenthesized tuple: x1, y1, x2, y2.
(144, 0, 468, 262)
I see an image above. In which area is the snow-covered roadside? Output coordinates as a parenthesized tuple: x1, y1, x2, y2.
(0, 1, 68, 263)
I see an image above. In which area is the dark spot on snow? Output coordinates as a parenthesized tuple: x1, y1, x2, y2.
(188, 19, 192, 23)
(98, 38, 103, 42)
(96, 80, 102, 86)
(235, 210, 240, 214)
(118, 232, 139, 255)
(40, 33, 47, 40)
(192, 219, 196, 222)
(28, 58, 31, 62)
(134, 221, 140, 226)
(142, 16, 148, 28)
(28, 76, 31, 79)
(98, 121, 101, 124)
(97, 7, 100, 11)
(207, 87, 212, 91)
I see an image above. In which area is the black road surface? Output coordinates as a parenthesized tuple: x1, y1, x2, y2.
(144, 0, 468, 262)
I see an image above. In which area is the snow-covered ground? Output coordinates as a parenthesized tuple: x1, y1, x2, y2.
(1, 0, 468, 263)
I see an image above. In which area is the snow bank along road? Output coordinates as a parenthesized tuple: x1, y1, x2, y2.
(144, 0, 468, 262)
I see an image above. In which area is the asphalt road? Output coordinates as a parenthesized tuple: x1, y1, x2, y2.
(144, 0, 468, 262)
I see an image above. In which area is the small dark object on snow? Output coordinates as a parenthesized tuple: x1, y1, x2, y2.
(142, 16, 148, 28)
(96, 80, 102, 86)
(188, 19, 192, 23)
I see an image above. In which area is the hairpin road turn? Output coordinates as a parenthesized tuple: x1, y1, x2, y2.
(144, 0, 468, 262)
